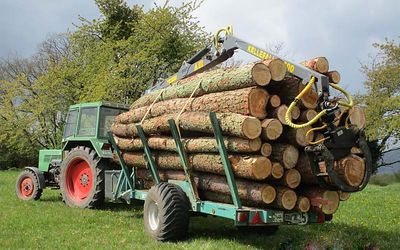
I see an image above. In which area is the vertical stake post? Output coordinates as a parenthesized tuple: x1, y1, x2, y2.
(208, 112, 242, 208)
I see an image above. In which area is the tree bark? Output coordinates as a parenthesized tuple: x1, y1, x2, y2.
(295, 153, 316, 183)
(114, 136, 262, 153)
(271, 143, 299, 169)
(261, 118, 283, 141)
(117, 87, 269, 123)
(300, 57, 329, 73)
(121, 152, 272, 181)
(302, 187, 340, 215)
(111, 112, 262, 139)
(131, 63, 272, 109)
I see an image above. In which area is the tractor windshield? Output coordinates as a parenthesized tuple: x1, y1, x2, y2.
(99, 107, 125, 138)
(63, 109, 78, 138)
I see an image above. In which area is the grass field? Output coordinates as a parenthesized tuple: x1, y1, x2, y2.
(1, 170, 399, 250)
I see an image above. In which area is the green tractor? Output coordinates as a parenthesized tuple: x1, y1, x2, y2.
(15, 101, 129, 208)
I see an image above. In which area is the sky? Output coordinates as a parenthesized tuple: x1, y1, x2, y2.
(0, 0, 399, 94)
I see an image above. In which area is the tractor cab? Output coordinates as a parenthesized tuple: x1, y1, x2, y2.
(60, 101, 129, 158)
(16, 102, 129, 202)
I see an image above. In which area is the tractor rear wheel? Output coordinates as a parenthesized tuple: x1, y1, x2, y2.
(15, 170, 42, 201)
(60, 146, 105, 208)
(143, 182, 190, 241)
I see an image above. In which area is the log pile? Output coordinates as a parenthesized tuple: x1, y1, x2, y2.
(111, 57, 366, 217)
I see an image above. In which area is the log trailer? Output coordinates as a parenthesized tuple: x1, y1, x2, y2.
(15, 26, 372, 241)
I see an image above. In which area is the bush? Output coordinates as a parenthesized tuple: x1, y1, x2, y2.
(369, 172, 400, 186)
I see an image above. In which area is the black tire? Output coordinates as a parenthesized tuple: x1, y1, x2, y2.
(144, 182, 190, 241)
(236, 225, 279, 235)
(60, 146, 105, 208)
(16, 169, 42, 201)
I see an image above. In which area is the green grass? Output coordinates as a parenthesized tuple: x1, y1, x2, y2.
(1, 170, 399, 250)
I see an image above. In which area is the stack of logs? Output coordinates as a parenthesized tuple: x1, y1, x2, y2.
(111, 57, 366, 216)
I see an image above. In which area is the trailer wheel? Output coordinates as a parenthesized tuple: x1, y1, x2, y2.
(15, 170, 42, 201)
(60, 146, 105, 208)
(144, 182, 190, 241)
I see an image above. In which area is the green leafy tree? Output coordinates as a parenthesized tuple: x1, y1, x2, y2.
(357, 38, 400, 168)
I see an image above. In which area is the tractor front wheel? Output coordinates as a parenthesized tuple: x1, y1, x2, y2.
(16, 169, 42, 201)
(60, 146, 105, 208)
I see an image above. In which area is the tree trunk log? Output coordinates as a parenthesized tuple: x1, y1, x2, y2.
(281, 126, 314, 147)
(325, 70, 341, 84)
(338, 191, 351, 201)
(131, 63, 271, 109)
(270, 162, 284, 179)
(299, 109, 318, 123)
(114, 136, 262, 153)
(268, 94, 281, 108)
(275, 169, 301, 189)
(348, 106, 366, 129)
(260, 143, 272, 157)
(295, 153, 316, 183)
(120, 152, 272, 181)
(272, 187, 297, 210)
(111, 112, 262, 139)
(261, 59, 287, 81)
(269, 77, 318, 109)
(300, 57, 329, 73)
(117, 87, 269, 123)
(295, 196, 311, 213)
(261, 118, 283, 141)
(334, 154, 366, 187)
(270, 105, 290, 125)
(302, 187, 340, 215)
(271, 143, 299, 169)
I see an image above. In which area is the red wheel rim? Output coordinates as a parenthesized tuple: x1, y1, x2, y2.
(65, 158, 93, 202)
(20, 177, 34, 198)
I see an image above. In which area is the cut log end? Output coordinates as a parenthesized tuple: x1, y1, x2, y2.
(251, 157, 272, 180)
(280, 188, 297, 210)
(261, 118, 283, 140)
(271, 162, 284, 179)
(326, 71, 341, 84)
(261, 143, 272, 157)
(269, 95, 281, 108)
(336, 154, 366, 187)
(284, 169, 302, 189)
(282, 145, 299, 169)
(248, 88, 269, 119)
(262, 185, 277, 204)
(242, 117, 262, 139)
(252, 63, 271, 86)
(295, 196, 311, 213)
(349, 106, 366, 129)
(321, 191, 340, 214)
(248, 138, 262, 152)
(263, 59, 287, 81)
(338, 191, 351, 201)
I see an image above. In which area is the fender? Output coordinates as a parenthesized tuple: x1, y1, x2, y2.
(25, 166, 46, 189)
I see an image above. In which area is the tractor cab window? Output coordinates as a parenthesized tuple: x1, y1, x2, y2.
(78, 107, 98, 136)
(99, 107, 125, 137)
(63, 109, 78, 138)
